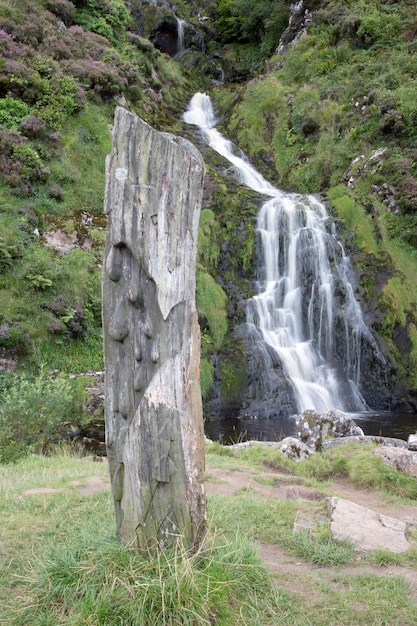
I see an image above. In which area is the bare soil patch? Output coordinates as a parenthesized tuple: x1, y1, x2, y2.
(205, 459, 417, 597)
(23, 476, 110, 497)
(21, 458, 417, 598)
(69, 476, 110, 495)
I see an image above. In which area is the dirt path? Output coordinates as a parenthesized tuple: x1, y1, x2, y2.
(205, 461, 417, 597)
(23, 457, 417, 596)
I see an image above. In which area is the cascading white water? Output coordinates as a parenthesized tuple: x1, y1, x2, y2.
(176, 17, 185, 54)
(183, 92, 375, 413)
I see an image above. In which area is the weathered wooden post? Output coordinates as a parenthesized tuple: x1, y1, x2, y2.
(102, 107, 206, 553)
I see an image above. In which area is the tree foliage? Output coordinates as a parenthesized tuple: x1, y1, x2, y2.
(214, 0, 289, 51)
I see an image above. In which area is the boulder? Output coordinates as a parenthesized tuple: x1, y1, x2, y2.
(372, 446, 417, 478)
(296, 409, 363, 451)
(408, 433, 417, 451)
(278, 437, 314, 461)
(323, 435, 408, 450)
(327, 497, 411, 553)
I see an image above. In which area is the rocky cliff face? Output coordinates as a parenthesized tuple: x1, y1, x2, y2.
(102, 107, 206, 552)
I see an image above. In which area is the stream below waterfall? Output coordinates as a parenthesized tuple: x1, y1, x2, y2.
(183, 93, 416, 440)
(204, 412, 417, 444)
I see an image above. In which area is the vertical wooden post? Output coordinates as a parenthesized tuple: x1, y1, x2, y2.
(103, 107, 206, 553)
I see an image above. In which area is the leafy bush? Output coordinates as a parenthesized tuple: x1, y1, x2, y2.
(215, 0, 289, 51)
(74, 0, 132, 46)
(0, 96, 30, 130)
(0, 371, 79, 463)
(33, 74, 82, 128)
(23, 246, 57, 291)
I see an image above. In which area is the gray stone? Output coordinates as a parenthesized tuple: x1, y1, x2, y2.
(103, 107, 206, 554)
(408, 433, 417, 451)
(373, 446, 417, 478)
(327, 497, 411, 553)
(278, 436, 314, 460)
(323, 435, 408, 450)
(296, 409, 363, 452)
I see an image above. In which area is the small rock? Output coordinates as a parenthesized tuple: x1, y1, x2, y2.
(278, 437, 314, 460)
(408, 433, 417, 451)
(44, 229, 77, 254)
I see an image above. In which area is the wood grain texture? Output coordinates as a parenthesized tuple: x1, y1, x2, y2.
(103, 107, 206, 553)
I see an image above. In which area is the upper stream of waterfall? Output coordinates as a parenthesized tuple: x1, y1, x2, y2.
(176, 17, 185, 54)
(183, 92, 378, 414)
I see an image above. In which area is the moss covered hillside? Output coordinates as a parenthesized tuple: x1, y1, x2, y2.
(0, 0, 417, 455)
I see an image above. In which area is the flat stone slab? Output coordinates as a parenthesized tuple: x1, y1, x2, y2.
(327, 496, 411, 553)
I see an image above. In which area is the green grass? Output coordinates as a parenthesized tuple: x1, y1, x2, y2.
(49, 104, 112, 217)
(2, 445, 417, 625)
(0, 456, 285, 625)
(196, 269, 228, 351)
(207, 441, 417, 500)
(328, 187, 379, 254)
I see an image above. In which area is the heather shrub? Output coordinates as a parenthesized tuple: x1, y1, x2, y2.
(45, 0, 77, 26)
(0, 371, 78, 463)
(0, 129, 26, 153)
(0, 28, 24, 58)
(19, 115, 47, 137)
(61, 59, 124, 99)
(0, 130, 26, 188)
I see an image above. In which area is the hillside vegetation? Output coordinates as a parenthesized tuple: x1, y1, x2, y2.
(0, 0, 204, 375)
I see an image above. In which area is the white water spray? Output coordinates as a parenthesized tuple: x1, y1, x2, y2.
(184, 92, 375, 413)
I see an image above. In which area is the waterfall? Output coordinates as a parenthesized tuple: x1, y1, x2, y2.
(184, 92, 380, 414)
(176, 17, 185, 54)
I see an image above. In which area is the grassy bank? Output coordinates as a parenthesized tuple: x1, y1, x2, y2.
(1, 443, 417, 624)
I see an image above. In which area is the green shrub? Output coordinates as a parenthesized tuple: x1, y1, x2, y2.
(34, 75, 81, 128)
(23, 246, 57, 291)
(0, 371, 79, 463)
(214, 0, 289, 54)
(74, 0, 132, 46)
(196, 270, 228, 351)
(0, 96, 30, 130)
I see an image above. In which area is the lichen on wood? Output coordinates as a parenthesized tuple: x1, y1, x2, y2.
(102, 107, 206, 554)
